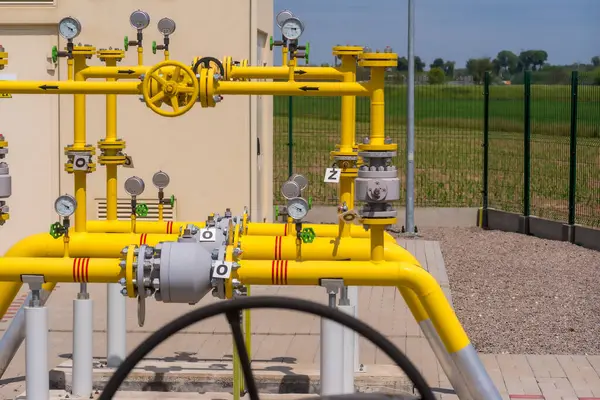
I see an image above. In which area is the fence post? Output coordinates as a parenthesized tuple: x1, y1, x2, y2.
(566, 71, 578, 241)
(521, 70, 531, 234)
(481, 71, 490, 228)
(287, 96, 293, 178)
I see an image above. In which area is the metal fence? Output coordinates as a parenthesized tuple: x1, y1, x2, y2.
(273, 70, 600, 228)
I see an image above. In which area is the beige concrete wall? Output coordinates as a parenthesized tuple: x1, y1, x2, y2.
(0, 0, 273, 254)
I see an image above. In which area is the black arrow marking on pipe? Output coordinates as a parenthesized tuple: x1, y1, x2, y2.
(299, 86, 319, 91)
(118, 69, 136, 74)
(39, 85, 59, 90)
(294, 70, 307, 75)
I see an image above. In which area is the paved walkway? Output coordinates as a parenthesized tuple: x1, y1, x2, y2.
(0, 239, 599, 400)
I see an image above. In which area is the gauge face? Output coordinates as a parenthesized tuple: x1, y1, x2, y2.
(152, 171, 170, 189)
(157, 17, 176, 36)
(54, 194, 77, 217)
(124, 176, 146, 196)
(275, 10, 294, 27)
(281, 180, 300, 200)
(130, 10, 151, 30)
(281, 17, 304, 40)
(287, 197, 309, 220)
(290, 174, 308, 191)
(58, 17, 81, 40)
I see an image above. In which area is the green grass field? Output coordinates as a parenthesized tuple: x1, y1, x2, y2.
(273, 84, 600, 227)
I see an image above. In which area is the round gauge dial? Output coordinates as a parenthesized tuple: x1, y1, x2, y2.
(124, 176, 146, 196)
(157, 17, 176, 36)
(152, 171, 170, 189)
(287, 197, 309, 220)
(281, 17, 304, 41)
(281, 180, 300, 200)
(275, 10, 294, 28)
(290, 173, 308, 191)
(58, 17, 81, 40)
(54, 194, 77, 217)
(130, 10, 151, 30)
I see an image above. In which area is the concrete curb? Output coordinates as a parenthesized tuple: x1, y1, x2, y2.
(50, 359, 415, 395)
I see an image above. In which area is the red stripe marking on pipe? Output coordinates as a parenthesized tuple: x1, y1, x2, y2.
(509, 396, 545, 399)
(274, 237, 278, 260)
(284, 260, 288, 285)
(72, 258, 78, 282)
(84, 258, 90, 283)
(277, 260, 282, 285)
(77, 258, 83, 283)
(271, 260, 276, 285)
(278, 236, 282, 260)
(284, 223, 287, 236)
(166, 221, 171, 234)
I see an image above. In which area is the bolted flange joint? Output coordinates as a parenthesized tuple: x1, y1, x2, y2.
(64, 145, 96, 173)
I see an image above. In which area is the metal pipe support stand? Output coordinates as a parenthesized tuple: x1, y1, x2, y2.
(106, 282, 126, 367)
(337, 286, 356, 394)
(320, 279, 353, 396)
(72, 283, 93, 397)
(346, 285, 362, 372)
(0, 285, 53, 379)
(24, 275, 49, 400)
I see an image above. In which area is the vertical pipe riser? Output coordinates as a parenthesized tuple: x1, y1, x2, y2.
(72, 298, 93, 397)
(107, 283, 126, 367)
(405, 0, 416, 233)
(25, 306, 49, 400)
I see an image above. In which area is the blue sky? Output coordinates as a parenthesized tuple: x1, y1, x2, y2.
(273, 0, 598, 69)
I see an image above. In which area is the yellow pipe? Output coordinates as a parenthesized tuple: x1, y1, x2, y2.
(370, 225, 386, 262)
(245, 222, 396, 241)
(239, 235, 413, 262)
(104, 59, 119, 221)
(369, 67, 386, 146)
(67, 58, 74, 80)
(158, 203, 164, 221)
(0, 80, 140, 95)
(282, 46, 288, 65)
(0, 232, 176, 317)
(235, 260, 470, 353)
(164, 50, 170, 61)
(0, 257, 123, 283)
(215, 81, 371, 97)
(73, 57, 88, 233)
(230, 66, 345, 81)
(85, 220, 206, 234)
(137, 47, 144, 66)
(79, 66, 147, 79)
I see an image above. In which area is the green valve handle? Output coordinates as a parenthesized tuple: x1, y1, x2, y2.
(152, 41, 157, 55)
(124, 36, 129, 51)
(269, 36, 274, 51)
(274, 205, 280, 219)
(300, 227, 316, 244)
(135, 203, 149, 217)
(49, 222, 64, 239)
(51, 46, 58, 64)
(305, 42, 310, 64)
(308, 196, 313, 210)
(169, 194, 176, 208)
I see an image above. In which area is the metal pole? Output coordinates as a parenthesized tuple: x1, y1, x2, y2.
(482, 72, 490, 228)
(107, 283, 126, 367)
(567, 71, 578, 226)
(320, 281, 344, 396)
(523, 71, 532, 218)
(288, 96, 293, 177)
(25, 284, 49, 400)
(0, 287, 53, 379)
(346, 285, 360, 372)
(72, 283, 93, 397)
(405, 0, 416, 233)
(337, 287, 356, 393)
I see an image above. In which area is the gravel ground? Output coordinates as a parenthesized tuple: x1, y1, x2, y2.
(414, 227, 600, 355)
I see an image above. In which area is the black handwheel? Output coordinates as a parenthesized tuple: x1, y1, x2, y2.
(192, 56, 225, 76)
(99, 296, 436, 400)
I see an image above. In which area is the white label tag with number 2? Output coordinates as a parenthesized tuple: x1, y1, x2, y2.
(324, 168, 341, 183)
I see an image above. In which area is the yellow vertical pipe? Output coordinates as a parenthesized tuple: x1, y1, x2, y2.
(158, 203, 164, 221)
(73, 55, 88, 233)
(67, 58, 74, 80)
(339, 55, 357, 237)
(137, 47, 143, 66)
(164, 50, 170, 61)
(370, 225, 385, 262)
(282, 46, 288, 65)
(369, 67, 386, 146)
(105, 58, 118, 221)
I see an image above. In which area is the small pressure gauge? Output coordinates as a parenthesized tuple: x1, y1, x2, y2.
(130, 10, 151, 30)
(281, 180, 300, 200)
(287, 197, 309, 220)
(124, 176, 145, 197)
(281, 17, 304, 41)
(58, 17, 81, 40)
(275, 10, 294, 28)
(152, 171, 170, 189)
(54, 194, 77, 217)
(157, 17, 176, 36)
(290, 174, 308, 191)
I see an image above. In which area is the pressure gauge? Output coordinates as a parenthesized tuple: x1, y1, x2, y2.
(129, 10, 150, 30)
(281, 180, 300, 200)
(124, 176, 145, 197)
(157, 17, 176, 36)
(275, 10, 294, 28)
(152, 171, 170, 189)
(54, 194, 77, 217)
(287, 197, 309, 220)
(290, 173, 308, 191)
(281, 17, 304, 41)
(58, 17, 81, 40)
